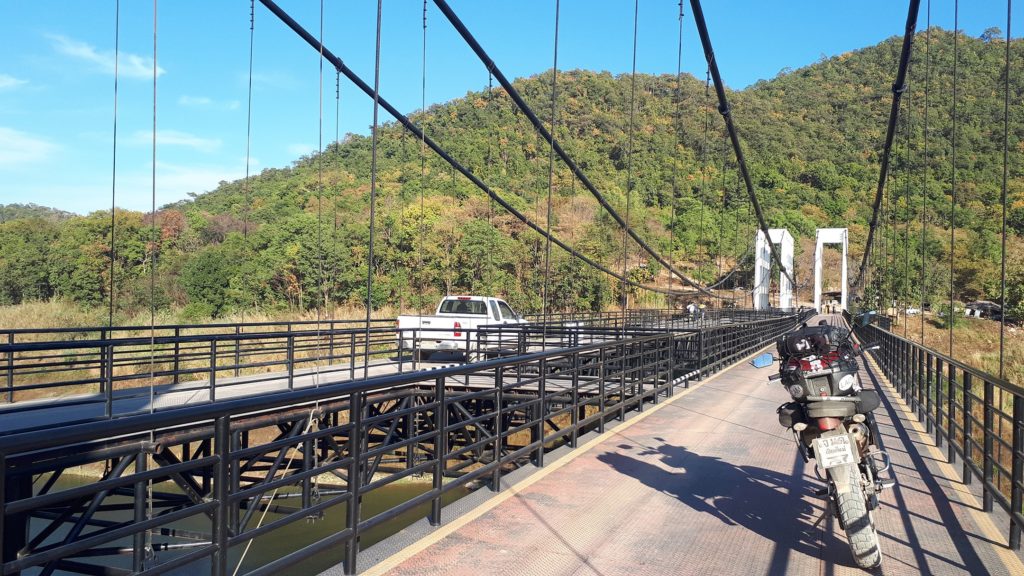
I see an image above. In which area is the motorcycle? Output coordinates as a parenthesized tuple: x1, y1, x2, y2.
(770, 317, 894, 569)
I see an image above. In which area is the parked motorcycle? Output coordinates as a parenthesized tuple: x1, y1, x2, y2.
(770, 318, 893, 569)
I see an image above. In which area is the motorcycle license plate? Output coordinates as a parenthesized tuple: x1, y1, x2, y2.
(813, 435, 857, 469)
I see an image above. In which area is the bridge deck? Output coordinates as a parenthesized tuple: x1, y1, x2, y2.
(355, 317, 1024, 576)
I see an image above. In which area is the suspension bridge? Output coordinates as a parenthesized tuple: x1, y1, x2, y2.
(1, 0, 1023, 574)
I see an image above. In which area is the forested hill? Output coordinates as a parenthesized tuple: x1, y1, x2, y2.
(1, 28, 1021, 321)
(0, 204, 74, 224)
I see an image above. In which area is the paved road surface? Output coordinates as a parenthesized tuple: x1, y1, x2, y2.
(356, 318, 1024, 576)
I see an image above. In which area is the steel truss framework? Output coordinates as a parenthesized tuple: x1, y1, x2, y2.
(0, 311, 811, 576)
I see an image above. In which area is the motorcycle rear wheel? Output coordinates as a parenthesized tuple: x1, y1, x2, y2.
(835, 463, 882, 569)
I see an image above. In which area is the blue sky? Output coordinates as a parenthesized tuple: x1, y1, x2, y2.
(0, 1, 1014, 214)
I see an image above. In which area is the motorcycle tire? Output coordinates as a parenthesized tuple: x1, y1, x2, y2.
(835, 463, 882, 569)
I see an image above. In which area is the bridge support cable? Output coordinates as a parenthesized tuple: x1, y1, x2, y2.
(541, 0, 560, 337)
(621, 0, 639, 313)
(364, 0, 383, 380)
(920, 0, 932, 343)
(949, 0, 960, 358)
(146, 0, 159, 567)
(418, 0, 427, 317)
(688, 0, 797, 295)
(901, 92, 913, 339)
(315, 0, 326, 389)
(852, 0, 922, 292)
(998, 0, 1013, 523)
(256, 0, 691, 297)
(108, 0, 120, 330)
(430, 0, 714, 297)
(698, 67, 710, 293)
(669, 1, 685, 296)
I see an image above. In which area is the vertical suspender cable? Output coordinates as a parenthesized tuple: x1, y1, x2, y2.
(419, 0, 427, 312)
(108, 0, 120, 328)
(999, 0, 1012, 379)
(670, 1, 684, 298)
(949, 0, 959, 357)
(540, 0, 560, 335)
(1004, 1, 1022, 552)
(364, 0, 383, 379)
(718, 144, 726, 309)
(921, 0, 931, 342)
(244, 0, 255, 242)
(333, 71, 340, 300)
(621, 0, 640, 313)
(243, 0, 255, 320)
(148, 0, 158, 409)
(903, 91, 912, 338)
(147, 0, 158, 562)
(314, 0, 325, 391)
(698, 68, 710, 286)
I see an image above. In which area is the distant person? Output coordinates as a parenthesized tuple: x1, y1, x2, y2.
(686, 302, 697, 321)
(698, 302, 706, 321)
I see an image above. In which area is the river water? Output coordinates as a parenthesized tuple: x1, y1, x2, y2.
(47, 474, 470, 575)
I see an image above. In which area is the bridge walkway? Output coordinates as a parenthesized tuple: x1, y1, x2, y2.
(352, 316, 1024, 576)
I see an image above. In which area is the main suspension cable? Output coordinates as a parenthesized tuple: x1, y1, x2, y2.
(689, 0, 797, 292)
(853, 0, 922, 290)
(257, 0, 692, 297)
(431, 0, 712, 296)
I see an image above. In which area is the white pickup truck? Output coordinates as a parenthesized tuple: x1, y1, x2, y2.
(396, 296, 528, 361)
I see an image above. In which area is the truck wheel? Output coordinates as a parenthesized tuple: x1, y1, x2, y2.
(835, 464, 882, 569)
(416, 350, 432, 362)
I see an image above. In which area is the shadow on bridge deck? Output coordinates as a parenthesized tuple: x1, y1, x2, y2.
(345, 316, 1024, 576)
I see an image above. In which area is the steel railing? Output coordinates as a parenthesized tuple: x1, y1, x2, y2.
(0, 309, 804, 426)
(0, 310, 806, 575)
(853, 319, 1024, 549)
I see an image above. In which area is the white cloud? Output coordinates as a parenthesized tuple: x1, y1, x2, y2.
(0, 74, 27, 91)
(129, 130, 222, 153)
(178, 95, 211, 107)
(178, 95, 241, 111)
(5, 161, 246, 214)
(48, 34, 164, 79)
(0, 127, 58, 169)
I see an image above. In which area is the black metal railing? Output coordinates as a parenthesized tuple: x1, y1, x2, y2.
(854, 320, 1024, 549)
(0, 310, 805, 575)
(0, 308, 802, 426)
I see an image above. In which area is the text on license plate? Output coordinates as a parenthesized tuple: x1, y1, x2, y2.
(813, 435, 857, 469)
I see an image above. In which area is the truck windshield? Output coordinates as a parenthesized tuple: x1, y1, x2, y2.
(439, 299, 488, 315)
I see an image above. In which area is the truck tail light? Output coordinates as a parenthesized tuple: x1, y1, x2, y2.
(454, 322, 462, 337)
